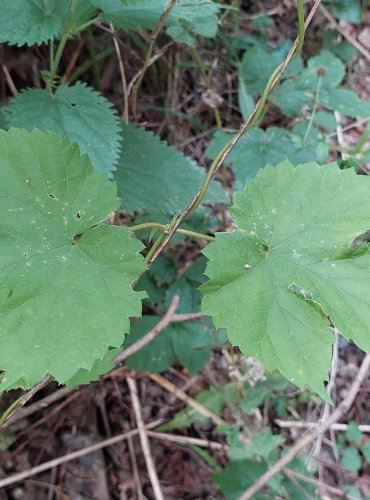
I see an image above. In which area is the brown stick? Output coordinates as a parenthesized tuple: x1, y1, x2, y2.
(114, 295, 179, 364)
(127, 376, 164, 500)
(148, 373, 225, 427)
(238, 351, 370, 499)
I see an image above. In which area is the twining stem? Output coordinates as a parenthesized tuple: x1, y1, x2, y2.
(146, 0, 322, 265)
(129, 222, 215, 241)
(144, 233, 167, 264)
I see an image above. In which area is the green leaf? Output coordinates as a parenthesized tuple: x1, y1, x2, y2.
(213, 460, 268, 500)
(115, 123, 227, 216)
(172, 322, 213, 374)
(126, 316, 175, 373)
(361, 441, 370, 462)
(65, 348, 120, 387)
(341, 447, 362, 472)
(326, 0, 363, 24)
(240, 43, 303, 95)
(229, 429, 284, 461)
(207, 128, 326, 189)
(201, 160, 370, 398)
(0, 0, 70, 46)
(0, 107, 8, 130)
(7, 83, 122, 176)
(150, 255, 178, 285)
(94, 0, 221, 45)
(274, 50, 369, 119)
(0, 129, 146, 389)
(125, 316, 212, 375)
(319, 88, 370, 119)
(238, 76, 254, 119)
(346, 421, 362, 445)
(342, 485, 362, 499)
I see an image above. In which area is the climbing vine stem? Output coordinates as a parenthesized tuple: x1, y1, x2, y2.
(146, 0, 322, 265)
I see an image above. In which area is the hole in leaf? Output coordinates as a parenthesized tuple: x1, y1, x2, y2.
(351, 230, 370, 250)
(75, 212, 81, 220)
(48, 194, 56, 199)
(23, 253, 27, 258)
(73, 233, 84, 243)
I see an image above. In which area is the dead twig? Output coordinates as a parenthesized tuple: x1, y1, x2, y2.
(148, 373, 225, 427)
(114, 295, 179, 364)
(127, 376, 164, 500)
(147, 430, 224, 450)
(238, 351, 370, 499)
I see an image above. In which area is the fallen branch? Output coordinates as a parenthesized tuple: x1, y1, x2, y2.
(127, 376, 164, 500)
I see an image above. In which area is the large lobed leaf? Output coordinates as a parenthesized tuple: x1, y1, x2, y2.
(0, 0, 70, 46)
(0, 0, 96, 46)
(201, 161, 370, 398)
(7, 83, 122, 176)
(207, 127, 328, 190)
(0, 129, 146, 389)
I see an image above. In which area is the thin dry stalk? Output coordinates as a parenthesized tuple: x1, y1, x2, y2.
(148, 373, 225, 427)
(131, 0, 177, 117)
(238, 351, 370, 499)
(2, 64, 17, 96)
(127, 42, 173, 95)
(308, 331, 339, 469)
(147, 430, 224, 450)
(127, 376, 164, 500)
(110, 22, 129, 123)
(114, 295, 179, 364)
